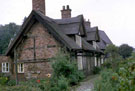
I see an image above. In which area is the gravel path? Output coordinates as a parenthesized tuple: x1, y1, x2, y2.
(72, 75, 99, 91)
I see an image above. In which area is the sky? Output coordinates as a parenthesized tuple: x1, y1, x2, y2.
(0, 0, 135, 47)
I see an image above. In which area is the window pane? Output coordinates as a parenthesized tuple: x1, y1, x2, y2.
(18, 63, 24, 73)
(3, 63, 5, 67)
(6, 63, 8, 67)
(6, 67, 8, 71)
(3, 67, 5, 72)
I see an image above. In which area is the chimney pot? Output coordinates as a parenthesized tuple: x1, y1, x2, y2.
(67, 5, 70, 9)
(63, 6, 65, 10)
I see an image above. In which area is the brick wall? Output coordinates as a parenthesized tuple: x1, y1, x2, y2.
(61, 5, 71, 19)
(0, 56, 12, 75)
(15, 22, 60, 79)
(18, 22, 59, 61)
(32, 0, 46, 15)
(24, 62, 52, 79)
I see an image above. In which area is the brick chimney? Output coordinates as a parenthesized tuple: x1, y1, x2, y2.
(32, 0, 46, 15)
(61, 5, 72, 19)
(85, 19, 91, 28)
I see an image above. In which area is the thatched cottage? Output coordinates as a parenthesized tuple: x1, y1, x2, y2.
(0, 0, 112, 80)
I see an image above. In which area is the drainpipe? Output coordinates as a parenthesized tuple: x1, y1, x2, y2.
(14, 49, 18, 85)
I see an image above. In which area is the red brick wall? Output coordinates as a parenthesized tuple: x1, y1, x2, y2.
(18, 22, 59, 61)
(15, 22, 60, 79)
(0, 56, 12, 75)
(61, 5, 71, 19)
(24, 62, 52, 79)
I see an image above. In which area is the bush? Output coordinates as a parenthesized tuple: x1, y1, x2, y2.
(94, 69, 118, 91)
(50, 52, 85, 90)
(57, 76, 69, 91)
(7, 80, 16, 86)
(94, 59, 135, 91)
(0, 85, 41, 91)
(0, 76, 8, 85)
(19, 78, 50, 91)
(51, 52, 85, 86)
(93, 66, 101, 74)
(102, 61, 112, 68)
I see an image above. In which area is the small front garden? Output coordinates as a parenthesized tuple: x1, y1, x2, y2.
(94, 44, 135, 91)
(0, 52, 85, 91)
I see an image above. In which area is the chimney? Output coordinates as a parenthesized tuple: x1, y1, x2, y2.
(32, 0, 46, 15)
(61, 5, 72, 19)
(85, 19, 91, 28)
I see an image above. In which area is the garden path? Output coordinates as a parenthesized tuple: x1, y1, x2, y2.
(72, 75, 99, 91)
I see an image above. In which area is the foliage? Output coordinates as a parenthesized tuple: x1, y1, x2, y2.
(102, 60, 112, 68)
(51, 52, 85, 86)
(119, 44, 133, 59)
(93, 66, 101, 74)
(0, 23, 20, 54)
(0, 76, 8, 85)
(0, 52, 84, 90)
(94, 59, 135, 91)
(19, 78, 51, 91)
(94, 69, 118, 91)
(0, 85, 41, 91)
(105, 44, 119, 59)
(105, 44, 123, 70)
(128, 52, 135, 60)
(7, 80, 16, 86)
(57, 76, 69, 91)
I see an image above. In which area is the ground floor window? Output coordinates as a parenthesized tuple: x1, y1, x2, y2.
(2, 62, 9, 73)
(77, 53, 83, 70)
(18, 63, 24, 73)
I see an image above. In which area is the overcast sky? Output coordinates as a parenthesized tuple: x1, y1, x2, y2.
(0, 0, 135, 47)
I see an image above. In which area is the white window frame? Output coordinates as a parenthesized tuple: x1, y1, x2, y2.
(2, 62, 9, 73)
(18, 63, 24, 73)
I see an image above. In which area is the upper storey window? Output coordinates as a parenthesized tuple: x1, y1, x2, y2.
(75, 35, 82, 48)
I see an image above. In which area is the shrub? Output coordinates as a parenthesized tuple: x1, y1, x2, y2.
(102, 61, 112, 68)
(94, 69, 118, 91)
(57, 76, 69, 91)
(1, 85, 41, 91)
(93, 66, 101, 74)
(19, 78, 51, 91)
(51, 52, 85, 86)
(94, 59, 135, 91)
(7, 80, 16, 86)
(0, 76, 8, 85)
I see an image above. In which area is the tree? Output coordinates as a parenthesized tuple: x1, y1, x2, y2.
(118, 44, 133, 59)
(105, 44, 119, 59)
(0, 23, 20, 54)
(104, 44, 122, 70)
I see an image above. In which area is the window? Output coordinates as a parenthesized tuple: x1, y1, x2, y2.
(75, 35, 82, 48)
(2, 62, 9, 73)
(77, 53, 83, 70)
(18, 63, 24, 73)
